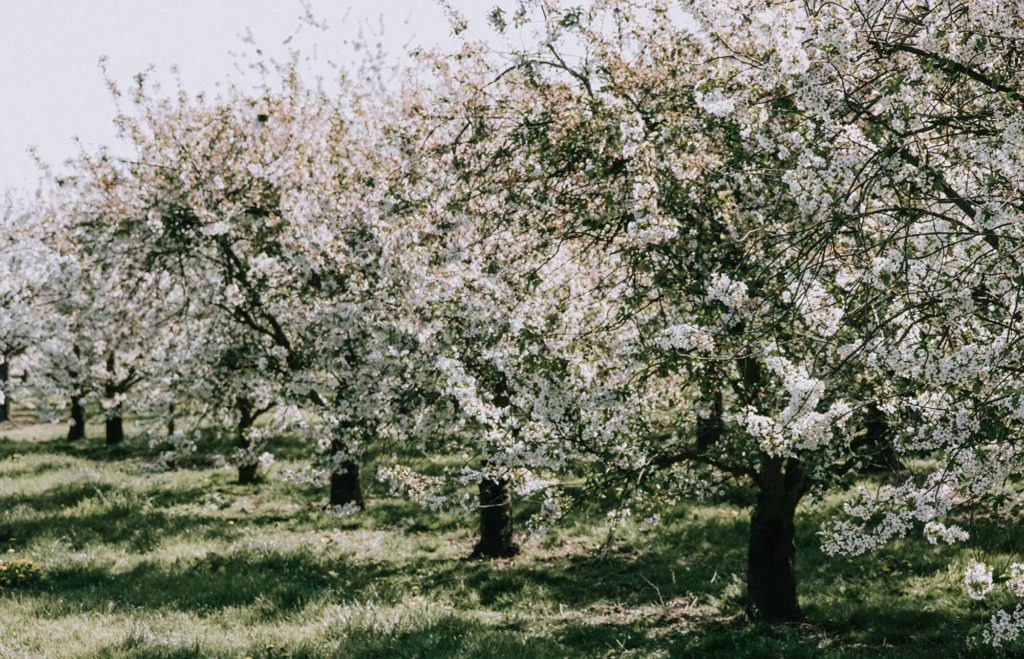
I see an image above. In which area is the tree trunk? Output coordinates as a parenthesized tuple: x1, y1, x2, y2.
(68, 394, 86, 440)
(167, 402, 175, 436)
(696, 374, 723, 451)
(863, 402, 902, 472)
(104, 354, 123, 445)
(237, 396, 258, 484)
(238, 462, 258, 484)
(105, 412, 124, 445)
(329, 460, 364, 508)
(471, 477, 519, 558)
(0, 359, 10, 423)
(746, 456, 803, 622)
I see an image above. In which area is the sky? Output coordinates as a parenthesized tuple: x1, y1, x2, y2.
(0, 0, 500, 190)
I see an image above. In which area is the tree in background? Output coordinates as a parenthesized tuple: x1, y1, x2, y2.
(0, 191, 60, 423)
(61, 58, 424, 508)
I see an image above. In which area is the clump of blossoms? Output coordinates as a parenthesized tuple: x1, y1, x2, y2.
(966, 560, 994, 601)
(986, 605, 1024, 648)
(952, 561, 1024, 647)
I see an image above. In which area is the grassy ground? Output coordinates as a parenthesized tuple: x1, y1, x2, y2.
(0, 412, 1018, 658)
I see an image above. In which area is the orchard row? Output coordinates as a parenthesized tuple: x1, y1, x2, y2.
(2, 0, 1024, 643)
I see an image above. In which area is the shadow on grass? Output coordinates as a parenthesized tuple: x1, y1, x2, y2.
(0, 486, 339, 557)
(34, 550, 350, 616)
(1, 429, 1006, 658)
(83, 604, 987, 659)
(0, 434, 147, 463)
(10, 509, 752, 621)
(332, 615, 569, 659)
(5, 499, 995, 658)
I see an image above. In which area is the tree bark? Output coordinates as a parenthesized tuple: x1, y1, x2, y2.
(237, 396, 258, 484)
(696, 375, 723, 451)
(863, 402, 902, 472)
(0, 359, 10, 423)
(238, 462, 259, 484)
(471, 477, 519, 558)
(167, 402, 175, 436)
(68, 394, 86, 440)
(330, 460, 364, 508)
(746, 456, 803, 622)
(104, 354, 123, 445)
(105, 412, 124, 445)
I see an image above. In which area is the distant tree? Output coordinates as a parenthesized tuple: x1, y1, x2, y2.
(62, 61, 420, 505)
(0, 190, 58, 423)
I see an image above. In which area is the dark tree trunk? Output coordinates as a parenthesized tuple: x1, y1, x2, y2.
(471, 477, 519, 559)
(863, 402, 902, 472)
(746, 456, 804, 622)
(237, 396, 258, 484)
(330, 460, 364, 508)
(105, 412, 124, 445)
(738, 354, 762, 405)
(68, 395, 86, 440)
(0, 359, 10, 423)
(104, 354, 124, 445)
(160, 401, 179, 470)
(696, 375, 723, 451)
(238, 462, 259, 484)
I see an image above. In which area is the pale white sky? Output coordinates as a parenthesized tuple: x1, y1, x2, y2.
(0, 0, 500, 190)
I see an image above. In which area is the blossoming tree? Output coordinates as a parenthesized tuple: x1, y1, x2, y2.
(689, 0, 1024, 641)
(0, 192, 48, 422)
(408, 0, 922, 620)
(60, 59, 425, 504)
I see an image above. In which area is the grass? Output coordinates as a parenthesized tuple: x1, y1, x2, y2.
(0, 412, 1020, 657)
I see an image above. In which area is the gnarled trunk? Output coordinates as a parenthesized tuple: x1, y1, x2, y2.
(68, 394, 86, 440)
(471, 477, 519, 559)
(746, 456, 804, 622)
(330, 460, 364, 508)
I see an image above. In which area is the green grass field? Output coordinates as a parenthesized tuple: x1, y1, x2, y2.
(0, 413, 1018, 658)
